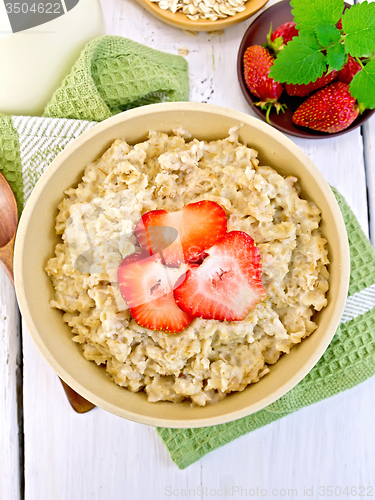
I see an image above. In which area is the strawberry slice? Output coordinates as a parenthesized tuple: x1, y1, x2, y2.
(174, 231, 267, 322)
(134, 200, 227, 267)
(117, 252, 194, 333)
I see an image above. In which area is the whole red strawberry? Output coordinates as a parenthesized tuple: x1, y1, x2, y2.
(271, 21, 298, 45)
(292, 82, 359, 133)
(266, 22, 298, 56)
(243, 45, 285, 122)
(337, 55, 362, 85)
(285, 70, 338, 97)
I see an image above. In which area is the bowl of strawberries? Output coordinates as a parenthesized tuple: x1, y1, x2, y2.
(237, 0, 375, 138)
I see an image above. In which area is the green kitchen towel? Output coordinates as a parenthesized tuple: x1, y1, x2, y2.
(43, 36, 189, 122)
(1, 115, 375, 470)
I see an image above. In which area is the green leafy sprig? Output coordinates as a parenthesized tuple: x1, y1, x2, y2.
(269, 0, 375, 109)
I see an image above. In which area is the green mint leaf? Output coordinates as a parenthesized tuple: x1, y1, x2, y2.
(269, 33, 327, 84)
(349, 59, 375, 109)
(316, 22, 341, 46)
(326, 42, 346, 71)
(291, 0, 343, 34)
(342, 1, 375, 57)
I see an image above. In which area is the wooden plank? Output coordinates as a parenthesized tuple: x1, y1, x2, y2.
(0, 267, 21, 500)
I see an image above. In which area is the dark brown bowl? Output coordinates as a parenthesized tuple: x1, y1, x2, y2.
(237, 0, 374, 139)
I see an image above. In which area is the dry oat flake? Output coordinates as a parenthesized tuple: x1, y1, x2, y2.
(150, 0, 248, 21)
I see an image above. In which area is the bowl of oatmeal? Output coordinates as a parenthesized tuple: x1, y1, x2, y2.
(14, 102, 350, 428)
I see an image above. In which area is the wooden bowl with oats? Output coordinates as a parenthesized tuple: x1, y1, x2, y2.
(134, 0, 269, 31)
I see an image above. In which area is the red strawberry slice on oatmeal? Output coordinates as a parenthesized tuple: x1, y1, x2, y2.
(135, 200, 227, 267)
(174, 231, 267, 322)
(117, 252, 194, 333)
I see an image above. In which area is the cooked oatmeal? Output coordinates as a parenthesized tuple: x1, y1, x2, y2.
(46, 127, 329, 406)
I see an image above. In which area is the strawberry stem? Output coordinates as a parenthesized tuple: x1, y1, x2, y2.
(265, 22, 285, 57)
(355, 55, 365, 69)
(266, 23, 273, 45)
(255, 101, 287, 124)
(266, 103, 272, 124)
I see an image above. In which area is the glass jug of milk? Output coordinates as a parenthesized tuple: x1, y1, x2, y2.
(0, 0, 104, 115)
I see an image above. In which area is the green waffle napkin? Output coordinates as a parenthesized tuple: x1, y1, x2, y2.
(43, 35, 189, 122)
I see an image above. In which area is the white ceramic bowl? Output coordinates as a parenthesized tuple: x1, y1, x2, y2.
(14, 102, 350, 428)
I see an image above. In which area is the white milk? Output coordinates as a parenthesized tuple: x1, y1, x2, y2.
(0, 0, 105, 115)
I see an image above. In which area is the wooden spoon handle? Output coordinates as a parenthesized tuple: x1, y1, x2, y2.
(59, 379, 96, 413)
(0, 237, 96, 414)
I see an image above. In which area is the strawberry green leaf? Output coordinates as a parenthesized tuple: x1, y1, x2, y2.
(349, 59, 375, 109)
(316, 22, 341, 47)
(326, 42, 346, 71)
(342, 1, 375, 57)
(291, 0, 343, 34)
(269, 34, 327, 84)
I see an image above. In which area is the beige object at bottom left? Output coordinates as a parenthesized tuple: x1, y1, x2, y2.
(14, 102, 350, 428)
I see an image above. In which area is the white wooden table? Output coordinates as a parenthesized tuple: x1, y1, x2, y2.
(1, 0, 375, 498)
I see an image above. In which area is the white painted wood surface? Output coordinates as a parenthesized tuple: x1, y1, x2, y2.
(0, 268, 21, 500)
(1, 0, 375, 498)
